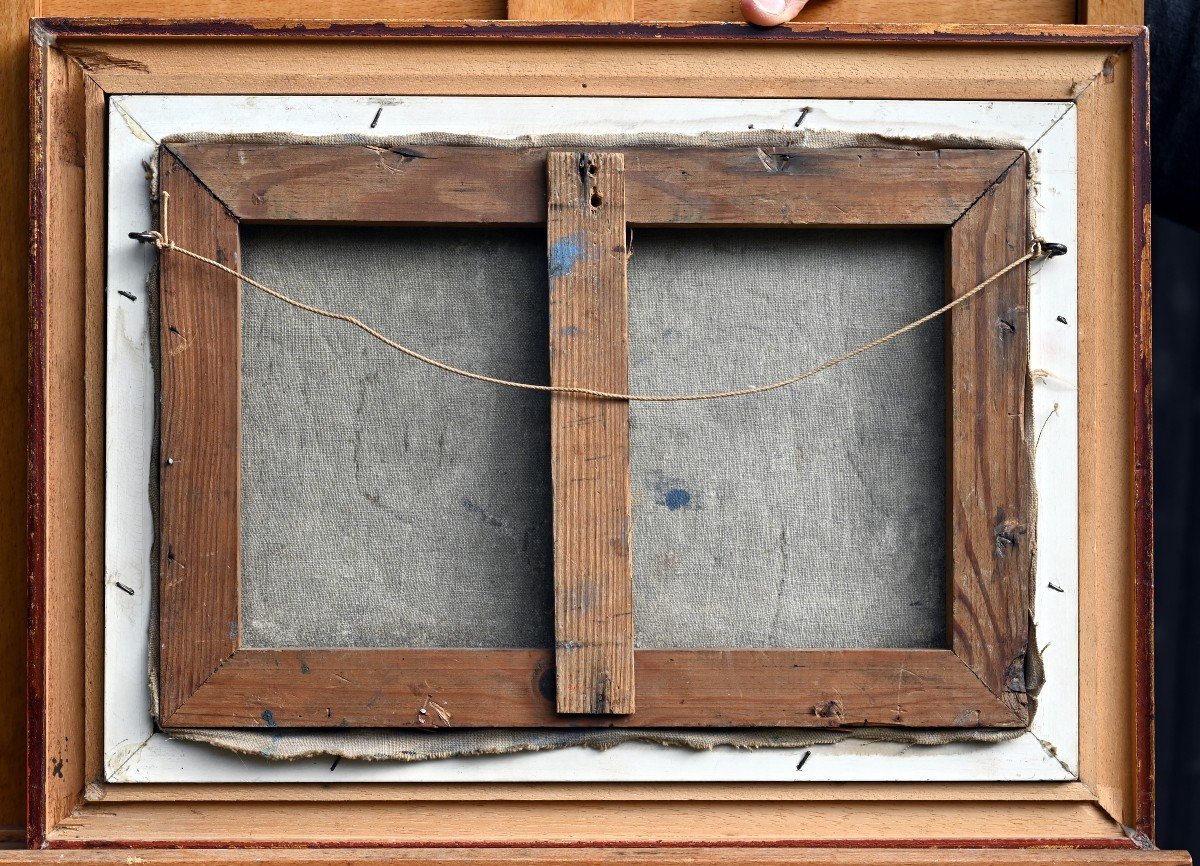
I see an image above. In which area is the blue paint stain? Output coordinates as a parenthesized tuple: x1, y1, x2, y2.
(664, 488, 692, 511)
(561, 326, 581, 337)
(261, 709, 278, 727)
(549, 234, 586, 278)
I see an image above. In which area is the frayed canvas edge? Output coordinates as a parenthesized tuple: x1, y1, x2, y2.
(166, 724, 1025, 764)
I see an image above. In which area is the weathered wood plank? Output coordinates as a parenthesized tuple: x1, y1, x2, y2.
(166, 143, 1023, 228)
(947, 155, 1032, 717)
(161, 648, 1019, 728)
(547, 151, 635, 715)
(156, 152, 241, 724)
(622, 147, 1023, 227)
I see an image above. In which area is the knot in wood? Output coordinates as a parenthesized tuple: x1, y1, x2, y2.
(994, 518, 1028, 557)
(813, 699, 845, 720)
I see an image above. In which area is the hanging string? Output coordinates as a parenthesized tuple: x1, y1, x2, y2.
(134, 191, 1061, 403)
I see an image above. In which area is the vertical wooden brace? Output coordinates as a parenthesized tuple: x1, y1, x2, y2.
(547, 152, 635, 715)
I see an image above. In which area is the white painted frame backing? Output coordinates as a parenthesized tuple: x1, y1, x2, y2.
(104, 96, 1079, 784)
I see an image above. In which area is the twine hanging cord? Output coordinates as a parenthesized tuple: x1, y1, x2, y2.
(134, 192, 1066, 403)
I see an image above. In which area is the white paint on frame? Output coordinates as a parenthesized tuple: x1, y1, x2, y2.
(104, 95, 1078, 784)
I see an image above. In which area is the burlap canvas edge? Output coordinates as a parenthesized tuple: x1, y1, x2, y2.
(165, 724, 1026, 763)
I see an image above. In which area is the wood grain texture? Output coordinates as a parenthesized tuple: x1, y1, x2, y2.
(87, 781, 1104, 802)
(1, 849, 1190, 865)
(162, 648, 1014, 728)
(508, 0, 634, 21)
(636, 0, 1077, 21)
(1074, 43, 1140, 830)
(159, 140, 1029, 728)
(27, 26, 1151, 845)
(41, 799, 1132, 846)
(156, 152, 241, 724)
(31, 43, 89, 847)
(25, 25, 50, 847)
(505, 0, 1078, 20)
(1129, 33, 1153, 838)
(43, 0, 506, 14)
(1077, 0, 1143, 23)
(157, 138, 1028, 729)
(38, 0, 1077, 21)
(168, 143, 1023, 228)
(5, 0, 36, 843)
(55, 33, 1120, 102)
(40, 19, 1139, 39)
(547, 152, 634, 716)
(623, 147, 1020, 226)
(81, 73, 106, 787)
(947, 156, 1031, 716)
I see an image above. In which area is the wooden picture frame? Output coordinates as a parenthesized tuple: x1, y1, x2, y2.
(156, 141, 1031, 730)
(27, 19, 1165, 859)
(103, 94, 1078, 785)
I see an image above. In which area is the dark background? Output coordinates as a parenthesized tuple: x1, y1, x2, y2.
(1148, 0, 1200, 856)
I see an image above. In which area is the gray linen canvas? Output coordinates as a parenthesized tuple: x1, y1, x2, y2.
(239, 226, 554, 648)
(627, 228, 946, 649)
(238, 225, 946, 651)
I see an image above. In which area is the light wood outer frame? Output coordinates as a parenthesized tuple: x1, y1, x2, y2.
(155, 141, 1031, 730)
(0, 850, 1190, 866)
(27, 20, 1153, 851)
(0, 0, 1150, 848)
